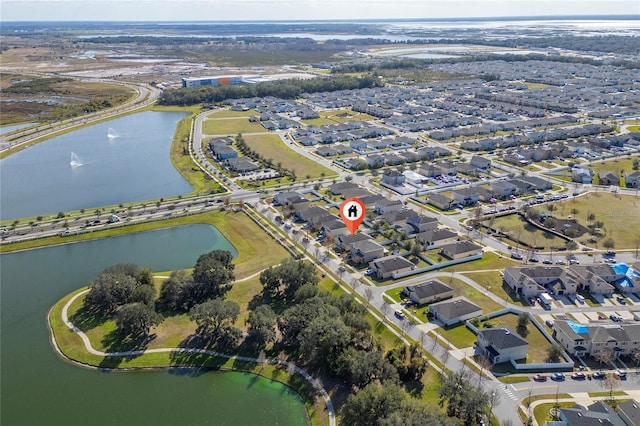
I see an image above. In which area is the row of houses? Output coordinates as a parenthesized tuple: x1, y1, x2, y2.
(208, 137, 261, 173)
(550, 399, 640, 426)
(426, 175, 552, 210)
(503, 263, 640, 299)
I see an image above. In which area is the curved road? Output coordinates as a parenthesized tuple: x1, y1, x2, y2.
(1, 78, 160, 154)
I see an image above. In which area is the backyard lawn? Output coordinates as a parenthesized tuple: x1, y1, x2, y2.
(243, 133, 336, 179)
(491, 313, 554, 364)
(464, 271, 528, 307)
(439, 312, 555, 363)
(438, 252, 518, 272)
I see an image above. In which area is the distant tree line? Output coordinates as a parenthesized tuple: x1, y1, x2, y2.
(331, 52, 640, 76)
(157, 74, 382, 106)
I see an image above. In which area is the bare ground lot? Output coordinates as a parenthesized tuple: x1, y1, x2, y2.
(0, 74, 135, 124)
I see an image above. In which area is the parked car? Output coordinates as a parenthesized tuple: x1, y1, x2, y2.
(571, 372, 586, 380)
(543, 259, 553, 264)
(617, 296, 627, 305)
(545, 320, 554, 328)
(592, 371, 606, 379)
(394, 310, 405, 320)
(528, 257, 539, 263)
(533, 374, 547, 382)
(556, 259, 566, 265)
(364, 269, 374, 276)
(551, 373, 565, 381)
(615, 370, 627, 380)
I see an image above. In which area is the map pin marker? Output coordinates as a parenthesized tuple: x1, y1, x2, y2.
(340, 197, 366, 235)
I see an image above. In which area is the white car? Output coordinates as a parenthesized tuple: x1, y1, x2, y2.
(394, 310, 405, 320)
(364, 269, 374, 276)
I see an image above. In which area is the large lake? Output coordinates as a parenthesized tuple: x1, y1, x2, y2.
(0, 111, 193, 220)
(0, 225, 308, 426)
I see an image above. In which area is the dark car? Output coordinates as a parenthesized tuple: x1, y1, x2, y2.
(551, 373, 565, 381)
(571, 372, 586, 380)
(528, 257, 539, 263)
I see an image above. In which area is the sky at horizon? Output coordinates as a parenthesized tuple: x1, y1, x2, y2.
(1, 0, 639, 22)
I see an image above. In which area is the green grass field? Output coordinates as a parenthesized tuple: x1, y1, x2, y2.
(549, 192, 640, 249)
(438, 252, 518, 273)
(243, 133, 335, 179)
(202, 118, 266, 135)
(302, 109, 374, 126)
(206, 109, 258, 118)
(486, 214, 564, 250)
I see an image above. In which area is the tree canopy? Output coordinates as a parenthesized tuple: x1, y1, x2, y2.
(115, 303, 162, 338)
(260, 258, 319, 299)
(190, 250, 235, 303)
(341, 382, 454, 426)
(84, 264, 156, 315)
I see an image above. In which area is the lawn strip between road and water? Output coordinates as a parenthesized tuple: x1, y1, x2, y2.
(1, 210, 290, 280)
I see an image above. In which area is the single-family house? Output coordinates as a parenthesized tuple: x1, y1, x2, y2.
(416, 228, 458, 248)
(274, 191, 304, 206)
(427, 193, 455, 211)
(329, 181, 359, 196)
(295, 206, 328, 222)
(626, 171, 640, 188)
(599, 171, 620, 186)
(429, 297, 482, 326)
(470, 156, 491, 170)
(369, 255, 416, 279)
(381, 170, 406, 186)
(439, 240, 483, 260)
(334, 233, 372, 252)
(350, 239, 385, 264)
(375, 198, 403, 215)
(572, 167, 593, 184)
(404, 280, 453, 306)
(558, 401, 630, 426)
(321, 219, 349, 238)
(490, 180, 517, 199)
(406, 214, 438, 233)
(316, 146, 338, 157)
(452, 188, 480, 206)
(476, 327, 528, 364)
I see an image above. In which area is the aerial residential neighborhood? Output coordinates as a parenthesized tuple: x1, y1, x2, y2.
(1, 9, 640, 426)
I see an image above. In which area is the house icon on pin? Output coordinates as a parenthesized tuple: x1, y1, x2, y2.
(348, 204, 358, 218)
